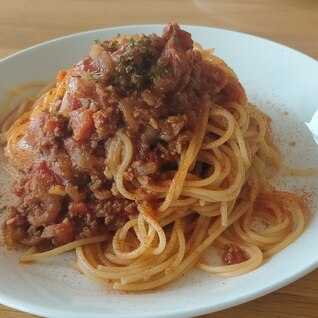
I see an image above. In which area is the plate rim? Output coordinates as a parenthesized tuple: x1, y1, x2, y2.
(1, 23, 317, 65)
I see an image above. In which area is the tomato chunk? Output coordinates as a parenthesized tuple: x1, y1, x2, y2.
(54, 220, 75, 245)
(68, 201, 90, 216)
(223, 244, 248, 265)
(70, 108, 94, 141)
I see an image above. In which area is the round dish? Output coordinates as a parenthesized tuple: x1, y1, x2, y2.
(0, 24, 317, 318)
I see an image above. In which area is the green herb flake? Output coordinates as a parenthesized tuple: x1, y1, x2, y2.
(91, 72, 102, 83)
(0, 206, 7, 214)
(129, 37, 135, 48)
(94, 39, 102, 45)
(119, 55, 126, 64)
(109, 40, 118, 51)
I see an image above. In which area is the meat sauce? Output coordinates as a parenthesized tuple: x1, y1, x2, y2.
(223, 244, 248, 265)
(3, 23, 235, 251)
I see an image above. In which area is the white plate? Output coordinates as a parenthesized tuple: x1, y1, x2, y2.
(0, 25, 318, 318)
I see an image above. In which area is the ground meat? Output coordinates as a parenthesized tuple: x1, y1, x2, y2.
(159, 114, 187, 142)
(3, 22, 236, 250)
(169, 131, 192, 155)
(93, 108, 119, 139)
(94, 198, 133, 230)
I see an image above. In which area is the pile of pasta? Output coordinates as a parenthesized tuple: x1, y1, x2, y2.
(0, 29, 311, 292)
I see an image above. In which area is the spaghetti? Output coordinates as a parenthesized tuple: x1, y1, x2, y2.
(0, 23, 311, 291)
